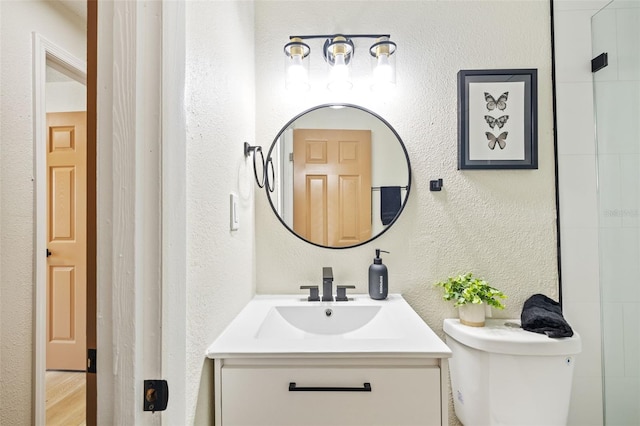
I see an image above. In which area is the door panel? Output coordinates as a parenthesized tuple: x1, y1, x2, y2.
(293, 129, 372, 247)
(47, 112, 87, 371)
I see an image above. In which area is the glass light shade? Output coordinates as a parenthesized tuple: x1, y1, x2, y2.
(327, 53, 352, 91)
(370, 38, 397, 92)
(284, 39, 310, 91)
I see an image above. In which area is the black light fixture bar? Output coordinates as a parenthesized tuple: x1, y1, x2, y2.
(289, 34, 390, 41)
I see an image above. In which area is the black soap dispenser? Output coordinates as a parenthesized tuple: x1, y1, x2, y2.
(369, 249, 389, 300)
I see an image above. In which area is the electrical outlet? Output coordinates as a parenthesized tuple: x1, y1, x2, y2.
(230, 193, 239, 230)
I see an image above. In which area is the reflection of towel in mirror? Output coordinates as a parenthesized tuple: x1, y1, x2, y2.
(521, 294, 574, 338)
(380, 186, 401, 225)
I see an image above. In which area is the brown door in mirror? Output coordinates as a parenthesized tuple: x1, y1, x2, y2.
(293, 129, 372, 247)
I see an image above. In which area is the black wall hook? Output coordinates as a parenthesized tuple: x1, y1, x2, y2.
(429, 179, 443, 191)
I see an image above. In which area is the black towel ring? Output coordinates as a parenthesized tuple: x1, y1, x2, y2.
(244, 142, 266, 189)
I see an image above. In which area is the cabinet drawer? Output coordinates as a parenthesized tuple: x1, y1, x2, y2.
(220, 366, 441, 426)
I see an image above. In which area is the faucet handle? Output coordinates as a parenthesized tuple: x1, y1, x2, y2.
(336, 285, 356, 302)
(322, 267, 333, 282)
(300, 285, 320, 302)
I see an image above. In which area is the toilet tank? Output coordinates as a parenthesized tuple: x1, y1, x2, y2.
(444, 319, 581, 426)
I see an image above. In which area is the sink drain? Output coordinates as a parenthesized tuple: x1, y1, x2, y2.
(325, 309, 333, 317)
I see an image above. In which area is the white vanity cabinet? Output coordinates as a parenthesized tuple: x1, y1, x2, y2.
(213, 357, 448, 426)
(206, 295, 452, 426)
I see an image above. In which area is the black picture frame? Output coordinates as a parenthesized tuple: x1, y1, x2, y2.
(457, 69, 538, 170)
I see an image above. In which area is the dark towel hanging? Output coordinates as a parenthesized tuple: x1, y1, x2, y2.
(521, 294, 574, 338)
(380, 186, 401, 225)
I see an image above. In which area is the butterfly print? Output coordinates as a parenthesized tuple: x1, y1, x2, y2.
(485, 92, 508, 111)
(484, 115, 509, 129)
(486, 131, 508, 150)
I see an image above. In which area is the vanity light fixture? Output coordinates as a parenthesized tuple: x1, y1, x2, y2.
(283, 34, 397, 92)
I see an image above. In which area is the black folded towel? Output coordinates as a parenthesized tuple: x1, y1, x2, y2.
(380, 186, 401, 225)
(521, 294, 574, 338)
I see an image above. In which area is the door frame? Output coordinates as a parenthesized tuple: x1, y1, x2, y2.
(32, 33, 87, 426)
(34, 1, 180, 422)
(96, 1, 171, 423)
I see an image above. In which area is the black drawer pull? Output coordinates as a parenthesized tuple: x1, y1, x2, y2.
(288, 382, 371, 392)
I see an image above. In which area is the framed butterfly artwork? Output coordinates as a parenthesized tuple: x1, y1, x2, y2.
(457, 69, 538, 169)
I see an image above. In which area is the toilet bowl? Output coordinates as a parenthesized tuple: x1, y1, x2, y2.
(444, 318, 581, 426)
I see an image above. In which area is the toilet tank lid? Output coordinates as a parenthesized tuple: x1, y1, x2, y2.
(443, 319, 582, 356)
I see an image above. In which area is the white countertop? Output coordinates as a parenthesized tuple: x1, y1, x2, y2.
(206, 294, 451, 359)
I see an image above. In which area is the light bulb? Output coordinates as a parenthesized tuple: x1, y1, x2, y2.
(327, 53, 352, 91)
(372, 54, 395, 92)
(286, 54, 309, 91)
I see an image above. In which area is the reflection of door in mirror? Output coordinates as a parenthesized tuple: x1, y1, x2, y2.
(293, 129, 372, 247)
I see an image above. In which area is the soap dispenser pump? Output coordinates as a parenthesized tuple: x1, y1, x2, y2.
(369, 249, 389, 300)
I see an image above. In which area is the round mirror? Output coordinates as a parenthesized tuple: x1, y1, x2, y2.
(266, 104, 411, 249)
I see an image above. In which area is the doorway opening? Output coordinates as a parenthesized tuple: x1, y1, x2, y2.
(33, 34, 88, 426)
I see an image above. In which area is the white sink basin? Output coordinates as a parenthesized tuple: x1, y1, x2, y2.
(206, 294, 452, 358)
(256, 305, 400, 339)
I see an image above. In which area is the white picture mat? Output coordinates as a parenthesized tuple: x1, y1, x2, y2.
(468, 81, 525, 161)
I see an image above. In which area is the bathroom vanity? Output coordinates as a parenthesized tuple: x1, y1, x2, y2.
(206, 294, 451, 426)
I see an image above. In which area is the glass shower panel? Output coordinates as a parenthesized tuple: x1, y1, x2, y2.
(592, 1, 640, 424)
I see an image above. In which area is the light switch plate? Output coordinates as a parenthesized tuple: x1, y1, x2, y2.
(230, 193, 239, 231)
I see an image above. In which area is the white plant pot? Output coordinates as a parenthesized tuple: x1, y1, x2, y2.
(458, 303, 485, 327)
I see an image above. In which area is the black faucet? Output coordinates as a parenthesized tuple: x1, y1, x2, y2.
(322, 267, 334, 301)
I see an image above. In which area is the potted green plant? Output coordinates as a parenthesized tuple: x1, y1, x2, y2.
(434, 273, 506, 327)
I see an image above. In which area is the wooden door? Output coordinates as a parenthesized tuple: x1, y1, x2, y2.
(46, 111, 87, 371)
(293, 129, 372, 247)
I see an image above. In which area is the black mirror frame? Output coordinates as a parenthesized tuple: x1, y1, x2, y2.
(265, 103, 412, 250)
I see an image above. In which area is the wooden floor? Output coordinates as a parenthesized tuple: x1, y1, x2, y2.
(46, 371, 86, 426)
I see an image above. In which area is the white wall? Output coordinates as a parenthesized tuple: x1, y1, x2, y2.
(46, 80, 86, 112)
(255, 1, 557, 423)
(256, 1, 557, 329)
(0, 2, 85, 423)
(553, 0, 608, 424)
(184, 1, 256, 423)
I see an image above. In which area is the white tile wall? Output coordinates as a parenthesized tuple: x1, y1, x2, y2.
(599, 228, 640, 302)
(616, 9, 640, 81)
(560, 227, 600, 303)
(554, 1, 607, 424)
(563, 301, 604, 425)
(568, 374, 605, 426)
(558, 155, 599, 228)
(604, 376, 640, 425)
(620, 155, 640, 228)
(557, 1, 640, 424)
(555, 9, 601, 83)
(594, 82, 640, 154)
(555, 82, 596, 156)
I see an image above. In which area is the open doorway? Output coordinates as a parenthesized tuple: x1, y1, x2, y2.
(33, 33, 89, 426)
(45, 63, 87, 425)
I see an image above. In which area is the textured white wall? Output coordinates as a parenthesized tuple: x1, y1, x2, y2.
(0, 2, 85, 424)
(184, 1, 256, 423)
(255, 2, 557, 421)
(256, 0, 557, 323)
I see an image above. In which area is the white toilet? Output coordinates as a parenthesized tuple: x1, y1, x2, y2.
(443, 318, 581, 426)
